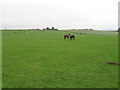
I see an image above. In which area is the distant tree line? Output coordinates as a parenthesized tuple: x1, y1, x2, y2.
(43, 27, 58, 30)
(118, 28, 120, 32)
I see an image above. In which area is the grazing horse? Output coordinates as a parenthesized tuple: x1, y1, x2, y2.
(64, 34, 69, 39)
(70, 34, 75, 40)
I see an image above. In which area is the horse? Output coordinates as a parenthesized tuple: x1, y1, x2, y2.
(70, 34, 75, 40)
(64, 34, 69, 39)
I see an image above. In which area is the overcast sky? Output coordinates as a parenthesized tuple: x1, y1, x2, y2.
(1, 0, 119, 30)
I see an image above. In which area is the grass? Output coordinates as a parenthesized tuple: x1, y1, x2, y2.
(2, 30, 118, 88)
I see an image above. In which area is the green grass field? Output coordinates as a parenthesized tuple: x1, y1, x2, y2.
(2, 30, 118, 88)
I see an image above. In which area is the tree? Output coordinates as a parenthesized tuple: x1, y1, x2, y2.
(51, 27, 55, 30)
(54, 29, 58, 30)
(118, 28, 120, 32)
(46, 27, 50, 30)
(90, 29, 93, 30)
(118, 28, 120, 36)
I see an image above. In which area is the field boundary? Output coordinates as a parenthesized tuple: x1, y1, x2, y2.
(61, 30, 118, 36)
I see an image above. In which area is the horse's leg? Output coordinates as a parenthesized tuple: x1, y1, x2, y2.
(74, 36, 75, 39)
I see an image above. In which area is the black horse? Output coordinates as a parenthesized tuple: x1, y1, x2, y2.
(70, 34, 75, 40)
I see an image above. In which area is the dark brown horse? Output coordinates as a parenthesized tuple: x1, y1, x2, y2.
(64, 34, 69, 39)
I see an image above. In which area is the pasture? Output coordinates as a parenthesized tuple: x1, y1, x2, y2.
(2, 30, 118, 88)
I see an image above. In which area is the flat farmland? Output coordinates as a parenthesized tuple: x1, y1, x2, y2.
(2, 30, 118, 88)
